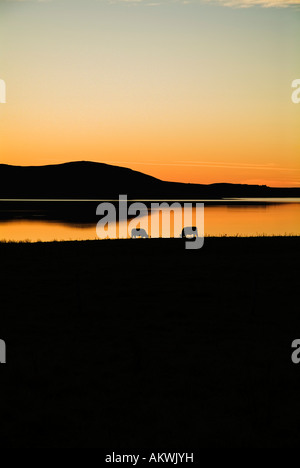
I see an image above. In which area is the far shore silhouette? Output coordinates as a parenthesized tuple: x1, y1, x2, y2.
(0, 160, 299, 200)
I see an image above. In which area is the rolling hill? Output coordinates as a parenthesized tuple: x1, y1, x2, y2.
(0, 160, 299, 199)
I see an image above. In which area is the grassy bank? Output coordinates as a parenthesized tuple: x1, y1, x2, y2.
(0, 237, 299, 447)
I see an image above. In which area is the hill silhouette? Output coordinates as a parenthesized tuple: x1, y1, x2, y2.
(0, 160, 299, 199)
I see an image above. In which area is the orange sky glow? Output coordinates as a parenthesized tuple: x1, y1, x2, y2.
(0, 0, 299, 187)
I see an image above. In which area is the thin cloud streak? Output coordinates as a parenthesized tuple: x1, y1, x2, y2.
(115, 0, 300, 7)
(105, 161, 297, 171)
(5, 0, 300, 6)
(209, 0, 300, 7)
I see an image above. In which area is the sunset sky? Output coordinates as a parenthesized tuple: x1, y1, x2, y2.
(0, 0, 299, 186)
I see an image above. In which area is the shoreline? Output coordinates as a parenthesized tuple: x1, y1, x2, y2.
(0, 234, 299, 244)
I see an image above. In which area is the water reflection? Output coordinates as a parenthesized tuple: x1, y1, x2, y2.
(0, 199, 299, 242)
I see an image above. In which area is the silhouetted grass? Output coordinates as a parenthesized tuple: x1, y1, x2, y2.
(0, 236, 299, 447)
(0, 233, 299, 244)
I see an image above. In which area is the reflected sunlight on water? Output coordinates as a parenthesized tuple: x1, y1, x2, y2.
(0, 200, 299, 242)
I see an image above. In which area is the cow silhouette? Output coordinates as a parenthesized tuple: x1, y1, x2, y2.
(180, 226, 198, 238)
(131, 228, 149, 239)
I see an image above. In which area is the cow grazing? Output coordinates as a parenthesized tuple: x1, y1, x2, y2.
(131, 228, 149, 239)
(180, 226, 198, 238)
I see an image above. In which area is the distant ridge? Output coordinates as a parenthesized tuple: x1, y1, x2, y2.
(0, 160, 299, 199)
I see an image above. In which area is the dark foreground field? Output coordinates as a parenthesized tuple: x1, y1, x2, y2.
(0, 237, 299, 448)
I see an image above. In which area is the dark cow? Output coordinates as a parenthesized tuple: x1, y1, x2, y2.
(131, 228, 149, 239)
(180, 226, 198, 238)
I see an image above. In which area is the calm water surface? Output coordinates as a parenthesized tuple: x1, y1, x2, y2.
(0, 199, 299, 242)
